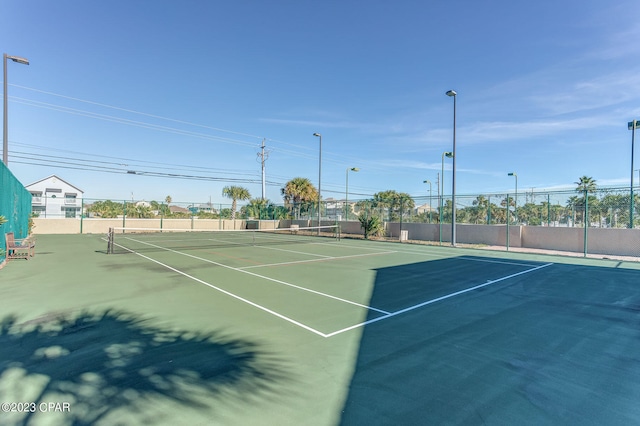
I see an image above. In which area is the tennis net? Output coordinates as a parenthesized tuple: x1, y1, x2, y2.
(106, 224, 340, 254)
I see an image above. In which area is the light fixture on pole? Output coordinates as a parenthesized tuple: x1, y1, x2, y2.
(423, 180, 432, 223)
(446, 89, 457, 246)
(3, 53, 30, 166)
(345, 167, 359, 220)
(440, 151, 453, 245)
(508, 172, 518, 223)
(313, 133, 322, 233)
(629, 120, 638, 229)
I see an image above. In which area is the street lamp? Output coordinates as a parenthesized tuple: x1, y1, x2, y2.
(629, 120, 639, 229)
(3, 53, 30, 166)
(440, 151, 453, 245)
(446, 89, 457, 246)
(345, 167, 359, 220)
(508, 172, 518, 223)
(423, 180, 432, 223)
(313, 132, 322, 232)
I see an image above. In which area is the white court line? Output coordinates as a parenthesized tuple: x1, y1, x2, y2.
(458, 256, 542, 268)
(124, 237, 391, 315)
(239, 250, 396, 270)
(110, 240, 329, 337)
(323, 262, 554, 338)
(253, 244, 333, 258)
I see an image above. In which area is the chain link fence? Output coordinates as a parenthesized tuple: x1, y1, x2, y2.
(27, 186, 639, 228)
(25, 186, 640, 258)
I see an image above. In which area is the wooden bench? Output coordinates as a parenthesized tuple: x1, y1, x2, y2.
(4, 232, 35, 260)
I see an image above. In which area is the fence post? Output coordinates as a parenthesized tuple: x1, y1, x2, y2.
(506, 193, 510, 251)
(80, 198, 84, 234)
(583, 189, 588, 257)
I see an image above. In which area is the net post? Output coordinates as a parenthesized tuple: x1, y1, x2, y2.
(107, 227, 113, 254)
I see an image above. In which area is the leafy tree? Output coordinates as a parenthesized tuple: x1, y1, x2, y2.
(358, 211, 384, 239)
(271, 206, 289, 220)
(242, 198, 270, 219)
(470, 195, 489, 224)
(172, 211, 192, 219)
(88, 200, 123, 218)
(414, 212, 432, 223)
(500, 196, 516, 224)
(130, 204, 154, 218)
(281, 178, 318, 219)
(222, 186, 251, 221)
(519, 203, 541, 226)
(165, 195, 172, 205)
(372, 190, 415, 222)
(197, 211, 218, 219)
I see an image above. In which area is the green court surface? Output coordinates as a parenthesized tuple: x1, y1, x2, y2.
(1, 233, 640, 425)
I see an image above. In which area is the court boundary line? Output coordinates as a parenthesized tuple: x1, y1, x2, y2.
(122, 236, 391, 315)
(458, 256, 542, 268)
(323, 262, 554, 338)
(238, 250, 396, 269)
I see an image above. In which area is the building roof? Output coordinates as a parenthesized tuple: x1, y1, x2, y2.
(25, 175, 84, 193)
(169, 205, 190, 213)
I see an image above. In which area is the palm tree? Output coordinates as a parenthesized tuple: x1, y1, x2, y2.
(471, 195, 489, 224)
(222, 186, 251, 220)
(575, 176, 597, 193)
(243, 198, 270, 219)
(281, 178, 318, 219)
(501, 196, 515, 224)
(574, 176, 597, 226)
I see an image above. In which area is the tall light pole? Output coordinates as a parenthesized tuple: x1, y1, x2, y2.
(508, 172, 518, 223)
(423, 180, 432, 223)
(345, 167, 359, 220)
(440, 151, 453, 245)
(3, 53, 30, 166)
(313, 133, 322, 232)
(629, 120, 638, 229)
(446, 89, 457, 246)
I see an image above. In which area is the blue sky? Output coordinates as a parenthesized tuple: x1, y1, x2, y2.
(2, 1, 640, 206)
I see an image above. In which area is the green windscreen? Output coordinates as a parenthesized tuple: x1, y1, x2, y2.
(0, 162, 32, 261)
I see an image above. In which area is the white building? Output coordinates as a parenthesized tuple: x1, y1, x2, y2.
(26, 175, 84, 218)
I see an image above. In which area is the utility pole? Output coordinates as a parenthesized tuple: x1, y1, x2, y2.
(257, 138, 269, 200)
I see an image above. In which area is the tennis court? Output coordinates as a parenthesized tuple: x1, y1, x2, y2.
(1, 230, 639, 425)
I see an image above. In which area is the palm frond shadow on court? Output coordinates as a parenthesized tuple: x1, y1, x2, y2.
(0, 309, 291, 425)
